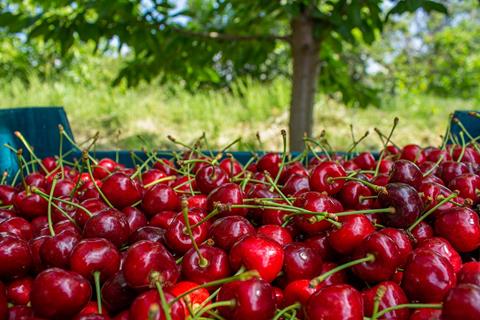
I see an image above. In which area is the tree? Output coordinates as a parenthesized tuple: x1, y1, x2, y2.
(0, 0, 447, 150)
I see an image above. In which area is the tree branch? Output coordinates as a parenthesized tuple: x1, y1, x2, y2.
(170, 27, 291, 43)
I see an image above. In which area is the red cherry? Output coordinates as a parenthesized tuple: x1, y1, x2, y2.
(140, 169, 168, 189)
(294, 192, 343, 235)
(149, 211, 177, 229)
(182, 245, 231, 287)
(434, 207, 480, 252)
(93, 158, 119, 180)
(122, 240, 179, 289)
(129, 289, 184, 320)
(442, 284, 480, 320)
(353, 152, 376, 170)
(141, 184, 180, 217)
(304, 234, 336, 261)
(282, 242, 322, 282)
(207, 183, 247, 218)
(257, 224, 293, 246)
(328, 214, 375, 255)
(257, 153, 282, 178)
(448, 173, 480, 203)
(219, 158, 243, 178)
(170, 281, 210, 317)
(440, 161, 470, 182)
(378, 183, 422, 228)
(83, 208, 130, 248)
(416, 237, 462, 273)
(305, 284, 363, 320)
(187, 194, 208, 210)
(402, 249, 456, 303)
(101, 272, 137, 314)
(283, 279, 317, 307)
(129, 226, 165, 245)
(378, 228, 412, 267)
(30, 268, 92, 319)
(409, 308, 441, 320)
(0, 185, 16, 206)
(100, 173, 141, 209)
(208, 216, 255, 251)
(458, 262, 480, 287)
(153, 159, 176, 176)
(282, 174, 310, 196)
(338, 181, 375, 210)
(389, 159, 423, 189)
(164, 211, 209, 254)
(40, 230, 80, 269)
(410, 221, 434, 244)
(0, 234, 32, 279)
(400, 144, 425, 164)
(6, 277, 33, 305)
(0, 217, 32, 241)
(362, 281, 409, 320)
(13, 189, 48, 219)
(229, 235, 284, 283)
(217, 278, 276, 320)
(122, 206, 147, 235)
(195, 165, 229, 195)
(309, 161, 346, 195)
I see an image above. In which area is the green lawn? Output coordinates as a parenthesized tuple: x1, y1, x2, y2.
(0, 77, 477, 151)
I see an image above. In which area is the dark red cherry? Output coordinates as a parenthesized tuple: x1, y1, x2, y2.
(257, 153, 282, 178)
(378, 228, 412, 267)
(101, 173, 141, 209)
(207, 183, 247, 218)
(31, 268, 92, 319)
(353, 152, 376, 170)
(309, 161, 346, 195)
(378, 183, 422, 228)
(434, 207, 480, 252)
(0, 217, 32, 241)
(441, 161, 470, 182)
(101, 271, 137, 314)
(282, 174, 310, 196)
(92, 158, 119, 180)
(328, 214, 375, 255)
(448, 173, 480, 204)
(122, 206, 147, 235)
(149, 211, 176, 229)
(0, 209, 15, 223)
(29, 235, 47, 273)
(409, 308, 441, 320)
(362, 281, 409, 320)
(6, 305, 38, 320)
(164, 211, 209, 254)
(0, 234, 32, 279)
(305, 284, 363, 320)
(129, 289, 185, 320)
(129, 226, 165, 245)
(219, 158, 243, 178)
(442, 283, 480, 320)
(181, 245, 231, 286)
(6, 277, 33, 305)
(338, 181, 375, 210)
(389, 159, 423, 189)
(40, 230, 80, 269)
(229, 235, 284, 283)
(409, 221, 434, 244)
(0, 185, 16, 206)
(208, 216, 255, 251)
(400, 144, 425, 164)
(458, 262, 480, 287)
(217, 278, 276, 320)
(416, 237, 462, 273)
(257, 225, 292, 246)
(122, 240, 179, 289)
(141, 184, 180, 217)
(83, 208, 130, 248)
(304, 234, 335, 261)
(282, 242, 322, 282)
(402, 249, 456, 303)
(0, 283, 7, 319)
(76, 199, 108, 227)
(195, 165, 229, 195)
(13, 189, 48, 219)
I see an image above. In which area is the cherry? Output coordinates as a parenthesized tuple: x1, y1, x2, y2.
(76, 199, 108, 227)
(257, 153, 282, 178)
(13, 188, 48, 219)
(400, 144, 425, 164)
(377, 159, 394, 174)
(338, 181, 375, 210)
(257, 224, 293, 246)
(149, 211, 177, 229)
(170, 281, 211, 317)
(362, 281, 409, 320)
(440, 161, 470, 182)
(0, 185, 16, 206)
(409, 308, 441, 320)
(229, 235, 284, 283)
(101, 272, 137, 314)
(0, 209, 15, 224)
(304, 234, 336, 261)
(418, 181, 454, 212)
(171, 175, 197, 194)
(416, 237, 462, 273)
(6, 277, 33, 306)
(378, 228, 412, 267)
(219, 157, 243, 178)
(129, 289, 184, 320)
(351, 231, 400, 283)
(129, 226, 165, 244)
(40, 230, 80, 268)
(195, 165, 229, 195)
(6, 305, 39, 320)
(389, 159, 423, 189)
(140, 169, 169, 189)
(328, 214, 375, 255)
(294, 192, 343, 235)
(217, 278, 276, 320)
(343, 160, 360, 171)
(47, 178, 75, 197)
(164, 211, 209, 254)
(141, 184, 180, 217)
(305, 284, 363, 320)
(434, 207, 480, 252)
(282, 174, 310, 196)
(182, 244, 231, 287)
(73, 313, 110, 320)
(187, 194, 208, 210)
(282, 242, 322, 282)
(402, 249, 456, 303)
(0, 217, 32, 241)
(29, 235, 48, 273)
(93, 158, 119, 180)
(207, 183, 247, 218)
(153, 158, 176, 175)
(101, 173, 141, 209)
(122, 240, 179, 289)
(83, 208, 130, 248)
(442, 284, 480, 320)
(448, 173, 480, 204)
(458, 262, 480, 287)
(378, 183, 422, 228)
(24, 172, 46, 189)
(371, 173, 389, 187)
(353, 152, 376, 170)
(283, 279, 317, 308)
(208, 215, 255, 251)
(122, 206, 147, 235)
(424, 147, 451, 162)
(309, 161, 346, 195)
(0, 234, 32, 279)
(31, 268, 92, 319)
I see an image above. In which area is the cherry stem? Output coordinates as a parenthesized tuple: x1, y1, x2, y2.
(422, 153, 445, 177)
(70, 160, 86, 200)
(329, 176, 384, 193)
(373, 303, 442, 319)
(155, 281, 172, 320)
(408, 192, 458, 232)
(83, 151, 114, 208)
(181, 199, 208, 268)
(347, 129, 369, 157)
(16, 149, 28, 192)
(457, 131, 467, 162)
(170, 270, 258, 306)
(190, 208, 219, 229)
(303, 137, 331, 161)
(14, 131, 48, 173)
(191, 300, 236, 320)
(219, 137, 241, 155)
(233, 156, 257, 181)
(61, 127, 98, 165)
(334, 207, 395, 217)
(58, 126, 65, 179)
(265, 174, 293, 206)
(272, 302, 302, 320)
(93, 271, 103, 314)
(1, 171, 7, 185)
(47, 178, 58, 237)
(310, 253, 375, 288)
(374, 117, 399, 176)
(370, 285, 387, 320)
(273, 130, 287, 188)
(143, 176, 177, 189)
(33, 188, 93, 217)
(440, 113, 453, 150)
(130, 153, 157, 180)
(192, 287, 222, 319)
(239, 171, 251, 191)
(453, 117, 480, 152)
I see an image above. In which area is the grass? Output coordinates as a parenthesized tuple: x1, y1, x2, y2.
(0, 76, 478, 152)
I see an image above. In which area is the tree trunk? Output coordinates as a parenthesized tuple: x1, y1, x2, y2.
(289, 12, 320, 151)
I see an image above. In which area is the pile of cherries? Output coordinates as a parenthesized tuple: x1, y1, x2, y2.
(1, 131, 480, 320)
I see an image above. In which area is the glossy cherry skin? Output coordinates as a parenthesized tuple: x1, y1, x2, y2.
(31, 268, 92, 319)
(101, 172, 141, 209)
(182, 245, 231, 287)
(219, 157, 243, 178)
(195, 165, 229, 195)
(129, 226, 165, 245)
(187, 194, 208, 211)
(257, 224, 292, 246)
(6, 305, 41, 320)
(309, 161, 346, 195)
(217, 278, 276, 320)
(83, 208, 130, 248)
(448, 173, 480, 204)
(378, 183, 422, 228)
(458, 262, 480, 286)
(328, 214, 375, 255)
(70, 238, 121, 281)
(400, 144, 425, 164)
(339, 181, 375, 210)
(129, 289, 184, 320)
(402, 249, 456, 303)
(282, 242, 322, 282)
(6, 277, 32, 305)
(305, 284, 363, 320)
(208, 216, 255, 251)
(153, 158, 175, 175)
(229, 235, 284, 283)
(76, 199, 109, 227)
(0, 234, 32, 279)
(140, 169, 169, 189)
(0, 209, 15, 224)
(416, 237, 462, 273)
(304, 234, 336, 261)
(122, 206, 148, 235)
(409, 308, 441, 320)
(141, 184, 180, 217)
(170, 281, 211, 317)
(283, 279, 318, 308)
(282, 174, 310, 196)
(0, 185, 16, 206)
(122, 240, 179, 289)
(13, 189, 48, 219)
(351, 231, 400, 283)
(40, 230, 80, 269)
(410, 221, 434, 244)
(434, 207, 480, 252)
(164, 211, 209, 254)
(101, 271, 137, 314)
(150, 211, 177, 229)
(353, 152, 376, 170)
(389, 159, 423, 190)
(440, 161, 470, 183)
(362, 281, 409, 320)
(378, 228, 412, 267)
(442, 283, 480, 320)
(256, 153, 282, 178)
(207, 183, 247, 218)
(0, 217, 32, 241)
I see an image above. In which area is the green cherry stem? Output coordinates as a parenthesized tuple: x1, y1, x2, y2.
(93, 271, 103, 314)
(192, 300, 236, 320)
(181, 199, 208, 268)
(155, 281, 172, 320)
(407, 192, 458, 232)
(83, 151, 114, 208)
(373, 303, 442, 319)
(47, 178, 58, 237)
(272, 302, 302, 320)
(272, 130, 287, 188)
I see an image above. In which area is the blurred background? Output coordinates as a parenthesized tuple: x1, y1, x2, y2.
(0, 0, 478, 151)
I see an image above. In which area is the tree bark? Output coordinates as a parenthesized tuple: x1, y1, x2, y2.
(289, 12, 320, 151)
